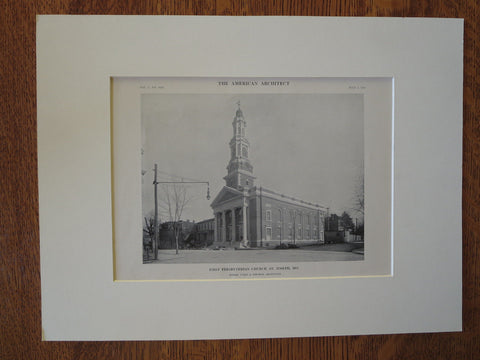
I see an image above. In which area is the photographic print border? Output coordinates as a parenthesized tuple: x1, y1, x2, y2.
(112, 76, 393, 281)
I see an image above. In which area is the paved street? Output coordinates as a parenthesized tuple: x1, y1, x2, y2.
(146, 244, 364, 264)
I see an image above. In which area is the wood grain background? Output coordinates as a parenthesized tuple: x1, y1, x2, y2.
(0, 0, 477, 359)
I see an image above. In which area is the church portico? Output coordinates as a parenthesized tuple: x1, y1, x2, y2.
(212, 192, 249, 247)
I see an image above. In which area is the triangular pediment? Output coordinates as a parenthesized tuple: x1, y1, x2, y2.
(210, 186, 243, 208)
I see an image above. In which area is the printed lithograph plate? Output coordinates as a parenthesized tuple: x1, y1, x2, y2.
(112, 76, 392, 280)
(38, 16, 462, 340)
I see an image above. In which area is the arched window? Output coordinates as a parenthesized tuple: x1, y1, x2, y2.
(242, 145, 248, 158)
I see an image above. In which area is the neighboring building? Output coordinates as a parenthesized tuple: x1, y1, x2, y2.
(325, 214, 341, 232)
(187, 218, 215, 248)
(210, 104, 327, 248)
(158, 220, 195, 249)
(324, 214, 356, 243)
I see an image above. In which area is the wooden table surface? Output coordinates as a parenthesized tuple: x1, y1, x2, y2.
(1, 1, 477, 359)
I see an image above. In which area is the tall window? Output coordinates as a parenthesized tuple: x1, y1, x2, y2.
(266, 210, 272, 221)
(278, 209, 282, 222)
(242, 145, 248, 158)
(297, 213, 302, 225)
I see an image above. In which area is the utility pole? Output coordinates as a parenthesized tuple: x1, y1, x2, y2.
(153, 164, 159, 260)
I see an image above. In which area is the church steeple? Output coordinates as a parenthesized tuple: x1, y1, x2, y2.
(224, 102, 255, 190)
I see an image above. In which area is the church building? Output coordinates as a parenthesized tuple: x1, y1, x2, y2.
(210, 103, 327, 248)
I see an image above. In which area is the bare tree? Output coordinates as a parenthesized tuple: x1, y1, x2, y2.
(143, 216, 155, 241)
(350, 175, 364, 241)
(159, 184, 192, 255)
(353, 175, 364, 216)
(143, 210, 160, 259)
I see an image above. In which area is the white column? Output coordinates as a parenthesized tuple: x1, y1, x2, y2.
(213, 213, 218, 243)
(242, 198, 248, 246)
(221, 211, 226, 243)
(232, 208, 236, 242)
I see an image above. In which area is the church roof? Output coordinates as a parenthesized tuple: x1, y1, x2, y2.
(210, 186, 244, 208)
(248, 186, 328, 210)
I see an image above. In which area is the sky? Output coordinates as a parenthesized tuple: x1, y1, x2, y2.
(141, 93, 364, 223)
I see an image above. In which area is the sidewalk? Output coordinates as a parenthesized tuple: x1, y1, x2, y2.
(146, 245, 364, 264)
(301, 242, 364, 253)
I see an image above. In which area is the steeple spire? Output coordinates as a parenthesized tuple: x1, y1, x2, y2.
(223, 102, 255, 190)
